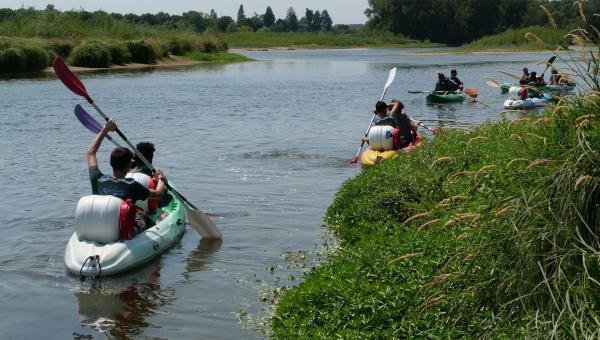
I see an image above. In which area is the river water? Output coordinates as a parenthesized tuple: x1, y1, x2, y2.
(0, 48, 563, 339)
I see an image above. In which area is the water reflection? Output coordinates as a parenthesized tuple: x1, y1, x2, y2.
(76, 266, 172, 338)
(183, 238, 223, 280)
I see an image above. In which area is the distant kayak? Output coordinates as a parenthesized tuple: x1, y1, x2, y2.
(426, 91, 466, 103)
(500, 82, 576, 94)
(503, 97, 549, 109)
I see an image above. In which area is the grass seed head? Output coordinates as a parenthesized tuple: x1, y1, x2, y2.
(403, 212, 432, 224)
(575, 175, 593, 190)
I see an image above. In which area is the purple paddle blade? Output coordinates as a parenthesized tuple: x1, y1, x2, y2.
(74, 104, 102, 134)
(74, 104, 121, 146)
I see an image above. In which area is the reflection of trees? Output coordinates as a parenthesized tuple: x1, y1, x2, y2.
(183, 238, 222, 280)
(76, 266, 175, 338)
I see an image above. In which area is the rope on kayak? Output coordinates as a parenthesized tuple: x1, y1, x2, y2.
(79, 255, 102, 279)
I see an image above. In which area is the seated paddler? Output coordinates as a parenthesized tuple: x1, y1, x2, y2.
(87, 119, 167, 233)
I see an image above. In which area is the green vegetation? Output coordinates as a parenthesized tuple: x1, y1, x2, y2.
(457, 26, 568, 52)
(0, 6, 239, 74)
(273, 93, 600, 337)
(272, 17, 600, 339)
(224, 31, 439, 49)
(183, 51, 252, 64)
(0, 37, 50, 73)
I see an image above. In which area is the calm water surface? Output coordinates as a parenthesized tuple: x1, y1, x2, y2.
(0, 48, 563, 338)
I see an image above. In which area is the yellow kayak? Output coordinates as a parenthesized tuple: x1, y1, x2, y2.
(360, 133, 423, 170)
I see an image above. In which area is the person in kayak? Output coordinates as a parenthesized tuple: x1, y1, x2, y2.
(362, 99, 421, 149)
(518, 79, 528, 100)
(87, 119, 167, 233)
(434, 73, 450, 92)
(521, 68, 530, 80)
(447, 69, 464, 92)
(549, 68, 564, 85)
(130, 141, 173, 207)
(130, 141, 155, 176)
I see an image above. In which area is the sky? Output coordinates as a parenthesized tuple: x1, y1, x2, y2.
(2, 0, 370, 24)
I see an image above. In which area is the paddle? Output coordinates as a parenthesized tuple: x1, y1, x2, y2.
(349, 67, 397, 164)
(409, 118, 437, 134)
(539, 56, 557, 79)
(408, 90, 430, 94)
(74, 104, 123, 148)
(497, 69, 521, 80)
(53, 57, 222, 239)
(484, 77, 501, 88)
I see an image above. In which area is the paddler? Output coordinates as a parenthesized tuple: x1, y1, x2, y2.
(130, 141, 173, 207)
(434, 73, 450, 92)
(87, 119, 167, 233)
(447, 69, 464, 92)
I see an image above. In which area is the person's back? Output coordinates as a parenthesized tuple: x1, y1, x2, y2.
(89, 145, 149, 203)
(435, 73, 448, 92)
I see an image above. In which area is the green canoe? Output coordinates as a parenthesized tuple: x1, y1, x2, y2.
(500, 82, 576, 94)
(426, 91, 466, 103)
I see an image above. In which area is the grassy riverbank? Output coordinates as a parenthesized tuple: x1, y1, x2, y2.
(272, 93, 600, 337)
(457, 26, 568, 53)
(0, 8, 246, 75)
(223, 31, 443, 49)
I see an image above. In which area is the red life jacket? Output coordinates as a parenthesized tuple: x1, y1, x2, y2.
(119, 199, 136, 240)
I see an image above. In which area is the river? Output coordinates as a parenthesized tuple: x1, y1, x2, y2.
(0, 47, 562, 339)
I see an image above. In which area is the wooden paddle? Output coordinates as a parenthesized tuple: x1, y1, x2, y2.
(53, 57, 222, 239)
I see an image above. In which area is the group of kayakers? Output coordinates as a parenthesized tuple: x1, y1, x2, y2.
(87, 119, 169, 235)
(434, 70, 464, 92)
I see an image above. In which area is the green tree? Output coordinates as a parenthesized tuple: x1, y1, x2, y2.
(285, 7, 299, 31)
(321, 10, 333, 31)
(263, 6, 275, 28)
(236, 4, 246, 26)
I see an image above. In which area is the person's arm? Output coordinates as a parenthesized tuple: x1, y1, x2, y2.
(148, 169, 166, 199)
(87, 119, 117, 168)
(409, 117, 421, 134)
(388, 100, 401, 115)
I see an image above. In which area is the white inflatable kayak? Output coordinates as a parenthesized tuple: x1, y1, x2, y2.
(64, 188, 187, 277)
(504, 95, 551, 109)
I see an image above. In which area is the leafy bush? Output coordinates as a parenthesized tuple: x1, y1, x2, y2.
(167, 37, 194, 55)
(105, 41, 131, 65)
(146, 38, 169, 58)
(70, 41, 111, 68)
(21, 44, 50, 69)
(0, 39, 50, 73)
(0, 47, 25, 73)
(126, 40, 157, 64)
(45, 39, 74, 58)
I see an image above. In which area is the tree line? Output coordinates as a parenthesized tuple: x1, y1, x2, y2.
(365, 0, 600, 44)
(0, 4, 335, 34)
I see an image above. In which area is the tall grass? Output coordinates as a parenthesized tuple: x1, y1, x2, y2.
(459, 26, 568, 52)
(271, 7, 600, 339)
(223, 31, 438, 49)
